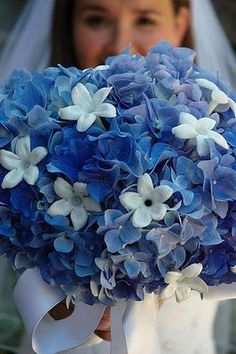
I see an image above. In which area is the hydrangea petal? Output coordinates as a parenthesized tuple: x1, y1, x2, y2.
(120, 221, 141, 244)
(124, 259, 141, 278)
(2, 169, 24, 189)
(54, 237, 74, 253)
(105, 229, 123, 252)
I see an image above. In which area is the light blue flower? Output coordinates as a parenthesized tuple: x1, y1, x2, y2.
(172, 112, 228, 156)
(0, 135, 47, 189)
(47, 177, 101, 230)
(59, 83, 116, 132)
(146, 227, 179, 258)
(119, 173, 173, 227)
(100, 211, 141, 252)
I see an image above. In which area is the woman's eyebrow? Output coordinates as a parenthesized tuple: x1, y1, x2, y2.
(78, 5, 162, 16)
(132, 9, 162, 16)
(78, 5, 109, 13)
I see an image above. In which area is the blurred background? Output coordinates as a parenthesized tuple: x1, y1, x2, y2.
(0, 1, 236, 354)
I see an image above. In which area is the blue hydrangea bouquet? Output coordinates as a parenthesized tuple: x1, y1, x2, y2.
(1, 41, 236, 306)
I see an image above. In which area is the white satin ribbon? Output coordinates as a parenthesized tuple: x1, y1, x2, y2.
(204, 283, 236, 301)
(14, 268, 161, 354)
(14, 268, 105, 354)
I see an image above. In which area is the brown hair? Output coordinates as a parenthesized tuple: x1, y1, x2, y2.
(173, 0, 192, 49)
(50, 0, 191, 67)
(173, 0, 190, 13)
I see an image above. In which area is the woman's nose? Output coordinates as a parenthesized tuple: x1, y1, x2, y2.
(106, 25, 137, 56)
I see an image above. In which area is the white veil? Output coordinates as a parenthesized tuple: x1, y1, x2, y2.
(0, 0, 55, 81)
(191, 0, 236, 90)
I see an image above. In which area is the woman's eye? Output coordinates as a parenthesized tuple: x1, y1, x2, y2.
(136, 17, 158, 26)
(85, 16, 109, 27)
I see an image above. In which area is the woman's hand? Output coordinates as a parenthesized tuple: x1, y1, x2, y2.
(94, 308, 111, 341)
(49, 300, 111, 341)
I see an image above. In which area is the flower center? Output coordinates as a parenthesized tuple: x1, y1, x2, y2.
(72, 196, 82, 206)
(144, 199, 152, 207)
(24, 162, 31, 169)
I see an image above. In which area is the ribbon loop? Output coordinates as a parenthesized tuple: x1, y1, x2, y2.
(14, 269, 105, 354)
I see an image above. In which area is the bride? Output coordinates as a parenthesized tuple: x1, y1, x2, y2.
(1, 1, 236, 353)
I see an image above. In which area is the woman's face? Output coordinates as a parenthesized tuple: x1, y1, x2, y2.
(73, 0, 190, 68)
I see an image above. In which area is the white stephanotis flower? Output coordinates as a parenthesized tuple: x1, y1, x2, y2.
(119, 173, 173, 228)
(196, 78, 236, 116)
(82, 65, 110, 72)
(230, 265, 236, 274)
(0, 135, 47, 189)
(172, 112, 228, 156)
(47, 177, 101, 231)
(160, 263, 208, 303)
(59, 83, 116, 132)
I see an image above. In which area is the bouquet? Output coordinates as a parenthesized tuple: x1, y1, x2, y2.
(1, 41, 236, 311)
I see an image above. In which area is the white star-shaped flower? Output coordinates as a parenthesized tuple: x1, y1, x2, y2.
(59, 83, 116, 132)
(119, 173, 173, 228)
(230, 265, 236, 274)
(172, 112, 228, 156)
(160, 263, 208, 303)
(0, 135, 47, 189)
(47, 177, 101, 231)
(196, 78, 236, 116)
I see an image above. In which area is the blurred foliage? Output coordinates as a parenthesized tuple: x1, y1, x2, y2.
(0, 260, 24, 354)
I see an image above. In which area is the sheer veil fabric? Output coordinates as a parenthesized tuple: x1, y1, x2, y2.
(0, 1, 235, 354)
(0, 0, 54, 81)
(191, 0, 236, 90)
